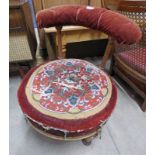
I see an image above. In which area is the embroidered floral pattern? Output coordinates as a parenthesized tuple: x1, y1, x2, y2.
(31, 59, 109, 113)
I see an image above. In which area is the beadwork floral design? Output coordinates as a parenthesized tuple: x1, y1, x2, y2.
(31, 59, 109, 113)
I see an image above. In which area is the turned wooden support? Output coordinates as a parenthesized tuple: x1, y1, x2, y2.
(101, 37, 115, 68)
(56, 26, 63, 59)
(82, 137, 92, 146)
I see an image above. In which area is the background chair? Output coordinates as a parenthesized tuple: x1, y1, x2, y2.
(9, 0, 37, 77)
(103, 1, 146, 111)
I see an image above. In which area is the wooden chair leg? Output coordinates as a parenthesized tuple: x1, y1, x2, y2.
(108, 56, 115, 75)
(18, 62, 32, 78)
(102, 37, 113, 66)
(56, 26, 63, 59)
(19, 68, 26, 78)
(101, 37, 114, 71)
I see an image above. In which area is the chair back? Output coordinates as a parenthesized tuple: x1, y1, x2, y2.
(115, 0, 146, 53)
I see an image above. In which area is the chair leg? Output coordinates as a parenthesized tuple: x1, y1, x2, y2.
(101, 37, 114, 68)
(19, 68, 26, 78)
(56, 26, 63, 59)
(109, 56, 115, 75)
(18, 62, 32, 78)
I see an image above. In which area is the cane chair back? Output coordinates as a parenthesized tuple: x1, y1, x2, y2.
(114, 1, 146, 75)
(112, 1, 146, 111)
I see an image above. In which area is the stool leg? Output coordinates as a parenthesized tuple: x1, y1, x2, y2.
(82, 137, 92, 146)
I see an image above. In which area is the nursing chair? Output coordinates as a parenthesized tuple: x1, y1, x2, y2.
(18, 5, 142, 144)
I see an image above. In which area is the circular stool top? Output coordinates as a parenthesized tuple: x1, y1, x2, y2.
(18, 59, 117, 132)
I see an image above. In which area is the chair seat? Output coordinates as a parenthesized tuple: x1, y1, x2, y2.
(18, 59, 117, 140)
(116, 48, 146, 75)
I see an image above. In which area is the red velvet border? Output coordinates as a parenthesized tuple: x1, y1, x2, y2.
(18, 64, 117, 131)
(28, 118, 101, 138)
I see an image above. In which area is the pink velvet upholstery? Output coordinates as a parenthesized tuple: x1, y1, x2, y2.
(116, 48, 146, 75)
(36, 5, 142, 44)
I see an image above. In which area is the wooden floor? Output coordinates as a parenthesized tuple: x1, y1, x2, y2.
(9, 74, 145, 155)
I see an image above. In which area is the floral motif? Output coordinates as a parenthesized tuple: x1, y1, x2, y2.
(31, 59, 109, 113)
(68, 95, 78, 106)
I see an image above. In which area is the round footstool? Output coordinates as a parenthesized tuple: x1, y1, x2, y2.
(18, 59, 117, 144)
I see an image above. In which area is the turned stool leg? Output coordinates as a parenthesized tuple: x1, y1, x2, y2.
(82, 137, 92, 146)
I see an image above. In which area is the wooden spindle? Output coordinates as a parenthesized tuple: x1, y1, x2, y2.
(56, 26, 63, 59)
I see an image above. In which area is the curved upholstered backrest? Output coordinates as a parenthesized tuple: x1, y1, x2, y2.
(36, 5, 142, 44)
